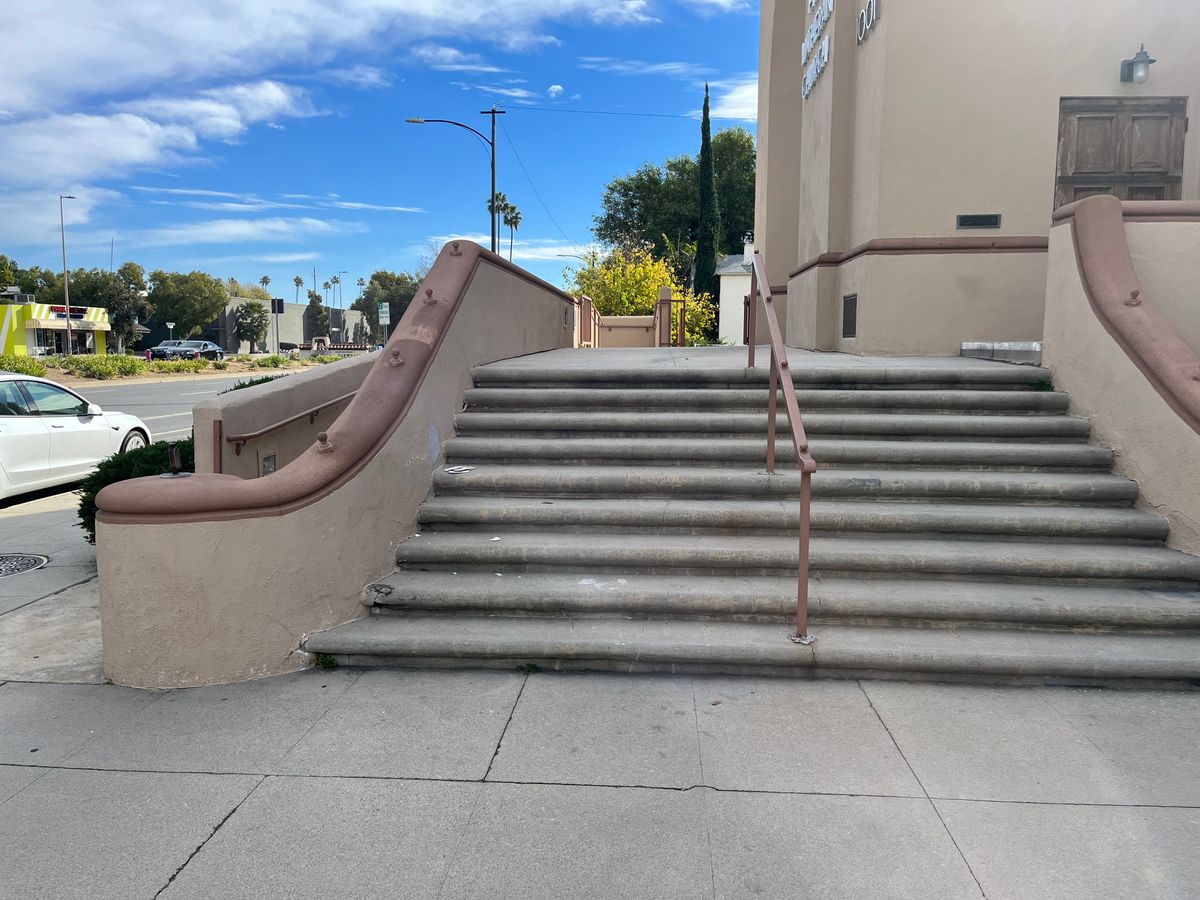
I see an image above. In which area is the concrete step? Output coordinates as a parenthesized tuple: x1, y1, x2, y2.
(431, 465, 1140, 506)
(443, 437, 1114, 471)
(303, 615, 1200, 682)
(453, 412, 1092, 442)
(367, 571, 1200, 629)
(472, 364, 1054, 391)
(463, 387, 1072, 415)
(417, 497, 1169, 542)
(396, 532, 1200, 585)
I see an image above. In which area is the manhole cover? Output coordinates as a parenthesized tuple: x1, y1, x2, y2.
(0, 555, 49, 578)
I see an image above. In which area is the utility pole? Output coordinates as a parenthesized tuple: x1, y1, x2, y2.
(59, 194, 76, 355)
(484, 105, 505, 254)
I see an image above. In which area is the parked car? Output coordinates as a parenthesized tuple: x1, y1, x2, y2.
(0, 373, 152, 501)
(172, 340, 225, 361)
(149, 340, 184, 359)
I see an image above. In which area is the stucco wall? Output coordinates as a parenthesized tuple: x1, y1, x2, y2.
(760, 0, 1200, 353)
(1124, 221, 1200, 351)
(598, 316, 656, 348)
(1043, 224, 1200, 555)
(718, 273, 751, 344)
(96, 254, 574, 688)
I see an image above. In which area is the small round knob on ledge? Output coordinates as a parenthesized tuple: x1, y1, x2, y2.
(1125, 289, 1142, 307)
(449, 241, 462, 256)
(423, 288, 437, 304)
(317, 432, 334, 453)
(388, 350, 405, 368)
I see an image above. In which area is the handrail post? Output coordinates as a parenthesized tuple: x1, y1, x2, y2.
(766, 350, 778, 474)
(677, 292, 687, 347)
(657, 286, 673, 347)
(747, 266, 758, 368)
(794, 471, 813, 644)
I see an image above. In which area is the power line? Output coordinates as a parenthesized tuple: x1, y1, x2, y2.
(500, 104, 751, 122)
(498, 118, 588, 256)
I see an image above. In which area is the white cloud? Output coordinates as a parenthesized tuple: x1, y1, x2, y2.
(323, 65, 391, 89)
(0, 1, 661, 114)
(705, 74, 757, 121)
(411, 45, 504, 73)
(450, 82, 538, 101)
(123, 81, 320, 141)
(131, 216, 366, 248)
(326, 200, 423, 213)
(547, 84, 565, 98)
(0, 113, 197, 186)
(578, 57, 715, 79)
(681, 0, 751, 12)
(134, 186, 422, 214)
(430, 232, 596, 262)
(0, 186, 121, 247)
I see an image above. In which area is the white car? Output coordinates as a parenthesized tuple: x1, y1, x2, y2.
(0, 373, 152, 501)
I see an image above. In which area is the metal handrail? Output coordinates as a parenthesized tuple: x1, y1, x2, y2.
(578, 295, 602, 347)
(225, 389, 358, 453)
(746, 250, 816, 645)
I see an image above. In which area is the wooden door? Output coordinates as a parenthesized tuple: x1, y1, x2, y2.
(1055, 97, 1187, 209)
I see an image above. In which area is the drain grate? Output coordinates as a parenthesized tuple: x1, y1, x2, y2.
(0, 555, 49, 578)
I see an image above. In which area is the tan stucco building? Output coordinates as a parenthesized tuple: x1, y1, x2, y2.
(756, 0, 1200, 355)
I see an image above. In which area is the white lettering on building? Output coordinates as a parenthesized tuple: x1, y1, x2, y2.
(802, 35, 831, 100)
(802, 0, 835, 67)
(857, 0, 880, 45)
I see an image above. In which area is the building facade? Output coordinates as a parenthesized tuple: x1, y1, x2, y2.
(0, 300, 111, 356)
(756, 0, 1200, 355)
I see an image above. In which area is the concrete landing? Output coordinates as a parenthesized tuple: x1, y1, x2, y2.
(1, 670, 1198, 898)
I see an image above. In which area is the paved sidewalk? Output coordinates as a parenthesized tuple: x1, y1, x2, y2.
(1, 669, 1197, 899)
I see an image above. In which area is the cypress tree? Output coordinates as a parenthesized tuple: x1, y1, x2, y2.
(694, 83, 722, 307)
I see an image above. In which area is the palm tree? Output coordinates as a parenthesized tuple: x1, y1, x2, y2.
(293, 275, 303, 304)
(356, 277, 366, 300)
(503, 204, 522, 262)
(260, 275, 270, 292)
(487, 192, 510, 251)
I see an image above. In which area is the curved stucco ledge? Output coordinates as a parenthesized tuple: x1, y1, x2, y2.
(95, 243, 576, 687)
(1044, 197, 1200, 554)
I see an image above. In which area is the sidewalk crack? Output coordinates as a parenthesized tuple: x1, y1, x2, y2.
(152, 774, 265, 898)
(483, 671, 529, 782)
(858, 681, 988, 899)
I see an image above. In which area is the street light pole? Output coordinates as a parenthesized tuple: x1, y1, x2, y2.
(406, 107, 506, 254)
(59, 194, 76, 355)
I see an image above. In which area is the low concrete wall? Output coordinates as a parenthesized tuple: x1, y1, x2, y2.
(95, 244, 575, 687)
(1043, 200, 1200, 554)
(599, 315, 655, 348)
(194, 355, 373, 479)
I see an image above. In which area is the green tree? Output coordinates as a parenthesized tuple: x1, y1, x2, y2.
(351, 270, 420, 341)
(566, 243, 715, 345)
(0, 255, 16, 285)
(593, 127, 755, 268)
(233, 300, 270, 352)
(292, 274, 303, 304)
(149, 271, 229, 339)
(694, 83, 721, 305)
(224, 277, 271, 301)
(259, 275, 270, 295)
(304, 291, 330, 339)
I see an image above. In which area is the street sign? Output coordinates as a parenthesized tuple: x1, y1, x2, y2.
(166, 322, 175, 329)
(271, 298, 285, 314)
(377, 302, 390, 326)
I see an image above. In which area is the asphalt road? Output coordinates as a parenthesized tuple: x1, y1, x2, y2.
(68, 376, 245, 443)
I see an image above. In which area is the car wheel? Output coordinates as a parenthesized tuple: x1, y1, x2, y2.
(120, 430, 148, 453)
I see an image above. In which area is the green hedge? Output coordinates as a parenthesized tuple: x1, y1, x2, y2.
(0, 354, 48, 377)
(149, 358, 210, 374)
(77, 437, 195, 544)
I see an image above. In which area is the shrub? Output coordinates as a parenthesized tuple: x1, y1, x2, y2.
(0, 355, 48, 377)
(221, 375, 282, 393)
(311, 354, 341, 364)
(149, 359, 209, 374)
(77, 437, 194, 544)
(212, 359, 229, 370)
(235, 354, 253, 363)
(250, 354, 289, 369)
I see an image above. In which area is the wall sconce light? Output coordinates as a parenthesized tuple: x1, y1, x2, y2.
(1120, 45, 1156, 84)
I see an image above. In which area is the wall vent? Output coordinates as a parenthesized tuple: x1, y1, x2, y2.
(957, 213, 1002, 229)
(842, 294, 858, 339)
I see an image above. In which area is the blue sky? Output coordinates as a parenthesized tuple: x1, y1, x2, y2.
(0, 0, 758, 299)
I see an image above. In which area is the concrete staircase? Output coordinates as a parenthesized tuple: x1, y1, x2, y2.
(305, 355, 1200, 684)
